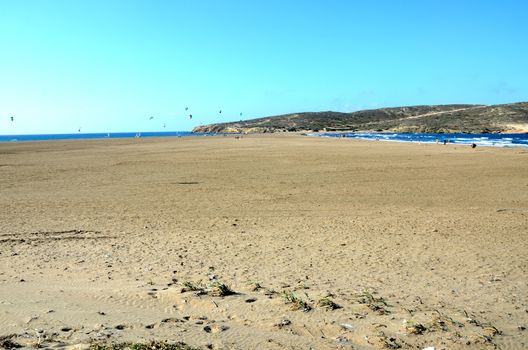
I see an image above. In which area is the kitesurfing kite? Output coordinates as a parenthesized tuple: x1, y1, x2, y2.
(10, 116, 14, 122)
(185, 107, 189, 111)
(149, 116, 154, 120)
(189, 114, 193, 120)
(218, 110, 222, 114)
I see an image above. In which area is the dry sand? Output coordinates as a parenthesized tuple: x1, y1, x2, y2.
(1, 134, 527, 349)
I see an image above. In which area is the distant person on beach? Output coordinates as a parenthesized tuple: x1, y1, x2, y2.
(443, 140, 447, 145)
(471, 143, 477, 148)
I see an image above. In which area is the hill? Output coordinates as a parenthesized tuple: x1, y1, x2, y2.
(193, 102, 528, 134)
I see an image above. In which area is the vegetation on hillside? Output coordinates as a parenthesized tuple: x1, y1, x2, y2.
(193, 102, 528, 134)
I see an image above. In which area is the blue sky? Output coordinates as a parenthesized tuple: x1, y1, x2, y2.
(1, 0, 527, 134)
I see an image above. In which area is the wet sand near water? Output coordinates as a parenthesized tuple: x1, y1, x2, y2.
(1, 134, 527, 349)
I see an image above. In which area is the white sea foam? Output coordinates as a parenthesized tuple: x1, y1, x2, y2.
(309, 133, 528, 148)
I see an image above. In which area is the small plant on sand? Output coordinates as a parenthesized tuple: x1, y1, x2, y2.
(180, 281, 206, 294)
(480, 325, 501, 342)
(246, 280, 263, 291)
(180, 280, 236, 297)
(405, 320, 427, 335)
(428, 309, 465, 332)
(0, 334, 21, 349)
(356, 290, 390, 314)
(209, 281, 236, 297)
(282, 291, 312, 312)
(264, 288, 278, 297)
(316, 295, 341, 310)
(90, 340, 200, 350)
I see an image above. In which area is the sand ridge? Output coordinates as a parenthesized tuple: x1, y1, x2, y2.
(1, 134, 527, 349)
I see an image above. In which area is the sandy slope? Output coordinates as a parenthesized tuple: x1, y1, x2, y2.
(1, 134, 527, 349)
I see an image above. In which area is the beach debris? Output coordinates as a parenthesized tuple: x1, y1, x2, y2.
(275, 318, 292, 329)
(334, 336, 351, 344)
(161, 317, 182, 324)
(264, 288, 278, 298)
(489, 275, 502, 282)
(282, 290, 312, 312)
(245, 297, 257, 303)
(25, 315, 38, 324)
(215, 325, 229, 333)
(340, 323, 353, 331)
(422, 347, 436, 350)
(33, 329, 44, 348)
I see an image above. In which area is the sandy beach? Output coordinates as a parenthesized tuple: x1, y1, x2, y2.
(1, 134, 527, 349)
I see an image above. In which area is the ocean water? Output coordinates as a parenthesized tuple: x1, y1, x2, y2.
(311, 132, 528, 148)
(0, 131, 215, 143)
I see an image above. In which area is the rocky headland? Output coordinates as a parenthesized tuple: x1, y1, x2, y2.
(193, 102, 528, 134)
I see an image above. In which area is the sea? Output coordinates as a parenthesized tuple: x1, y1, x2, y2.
(311, 132, 528, 148)
(0, 131, 213, 143)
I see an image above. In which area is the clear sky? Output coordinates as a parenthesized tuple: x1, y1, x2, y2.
(1, 0, 527, 134)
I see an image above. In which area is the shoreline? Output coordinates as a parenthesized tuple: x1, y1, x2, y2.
(1, 130, 528, 149)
